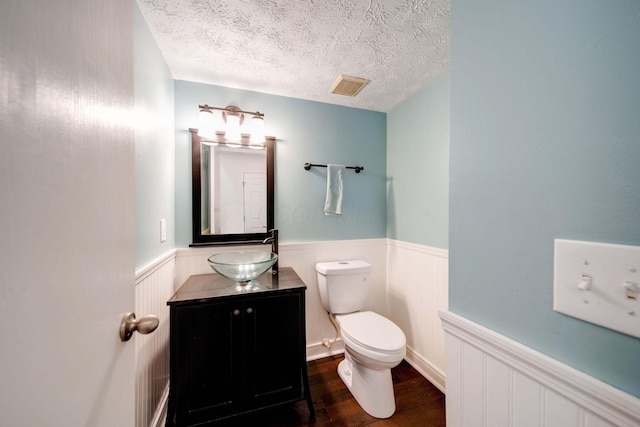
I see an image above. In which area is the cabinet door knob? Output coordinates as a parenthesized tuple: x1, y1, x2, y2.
(233, 309, 240, 316)
(246, 307, 254, 314)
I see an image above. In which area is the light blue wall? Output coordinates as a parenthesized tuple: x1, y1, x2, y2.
(387, 73, 449, 249)
(174, 81, 387, 247)
(134, 4, 175, 269)
(450, 0, 640, 397)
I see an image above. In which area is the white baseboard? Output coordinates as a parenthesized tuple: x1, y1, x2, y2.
(150, 383, 169, 427)
(404, 345, 446, 394)
(306, 340, 345, 362)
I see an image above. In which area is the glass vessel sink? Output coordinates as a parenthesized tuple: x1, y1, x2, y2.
(207, 251, 278, 285)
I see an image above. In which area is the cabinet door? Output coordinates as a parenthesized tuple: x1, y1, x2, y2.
(243, 292, 304, 407)
(174, 301, 243, 425)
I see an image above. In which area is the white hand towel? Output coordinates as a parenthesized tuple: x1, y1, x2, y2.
(324, 164, 345, 215)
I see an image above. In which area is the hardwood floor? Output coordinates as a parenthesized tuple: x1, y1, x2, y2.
(214, 355, 446, 426)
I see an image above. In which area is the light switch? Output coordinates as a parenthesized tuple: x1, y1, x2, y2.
(553, 239, 640, 338)
(160, 219, 167, 243)
(576, 273, 591, 291)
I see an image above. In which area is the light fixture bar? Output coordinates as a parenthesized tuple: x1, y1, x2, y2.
(199, 104, 264, 118)
(197, 104, 267, 147)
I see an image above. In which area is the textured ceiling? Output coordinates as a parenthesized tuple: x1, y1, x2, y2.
(137, 0, 449, 112)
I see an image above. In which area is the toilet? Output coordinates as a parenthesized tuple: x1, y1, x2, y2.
(316, 260, 406, 419)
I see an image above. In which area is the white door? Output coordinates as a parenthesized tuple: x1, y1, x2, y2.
(243, 172, 267, 233)
(0, 2, 136, 426)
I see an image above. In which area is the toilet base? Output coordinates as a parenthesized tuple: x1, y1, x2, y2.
(337, 353, 396, 418)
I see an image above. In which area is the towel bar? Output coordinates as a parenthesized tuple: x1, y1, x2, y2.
(304, 163, 364, 173)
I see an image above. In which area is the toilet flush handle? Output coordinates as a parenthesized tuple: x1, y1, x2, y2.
(119, 312, 159, 342)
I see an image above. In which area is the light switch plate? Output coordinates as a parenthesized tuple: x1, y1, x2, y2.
(553, 239, 640, 338)
(160, 219, 167, 243)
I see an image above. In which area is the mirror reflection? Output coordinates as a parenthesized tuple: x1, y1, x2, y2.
(200, 143, 266, 235)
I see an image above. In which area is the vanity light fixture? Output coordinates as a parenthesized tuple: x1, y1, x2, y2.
(198, 104, 266, 148)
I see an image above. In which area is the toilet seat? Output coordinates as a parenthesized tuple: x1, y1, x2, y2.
(337, 311, 406, 364)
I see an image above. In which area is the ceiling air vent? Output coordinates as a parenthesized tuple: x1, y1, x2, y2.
(330, 74, 370, 97)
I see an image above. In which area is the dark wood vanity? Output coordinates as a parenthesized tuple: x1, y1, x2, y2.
(165, 267, 314, 426)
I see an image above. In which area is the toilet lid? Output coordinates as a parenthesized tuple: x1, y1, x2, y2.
(338, 311, 405, 353)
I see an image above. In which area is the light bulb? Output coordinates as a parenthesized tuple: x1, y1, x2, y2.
(225, 112, 242, 143)
(250, 114, 265, 147)
(198, 108, 215, 139)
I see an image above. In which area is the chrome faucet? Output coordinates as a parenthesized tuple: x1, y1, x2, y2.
(262, 229, 279, 275)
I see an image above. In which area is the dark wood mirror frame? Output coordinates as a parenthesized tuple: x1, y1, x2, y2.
(189, 128, 275, 246)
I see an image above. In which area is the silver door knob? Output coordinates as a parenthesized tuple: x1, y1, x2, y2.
(119, 312, 159, 342)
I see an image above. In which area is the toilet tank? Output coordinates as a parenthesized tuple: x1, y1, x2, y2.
(315, 260, 372, 314)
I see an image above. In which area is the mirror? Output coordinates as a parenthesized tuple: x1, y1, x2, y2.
(190, 128, 274, 246)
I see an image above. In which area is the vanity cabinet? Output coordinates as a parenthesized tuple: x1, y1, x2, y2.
(166, 268, 314, 426)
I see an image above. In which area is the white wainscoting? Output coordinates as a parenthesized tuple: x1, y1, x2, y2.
(440, 310, 640, 427)
(277, 238, 388, 360)
(386, 239, 448, 393)
(174, 239, 448, 376)
(174, 244, 262, 289)
(135, 251, 176, 427)
(138, 239, 449, 425)
(174, 239, 388, 361)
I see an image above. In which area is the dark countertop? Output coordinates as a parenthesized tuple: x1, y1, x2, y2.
(168, 267, 306, 306)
